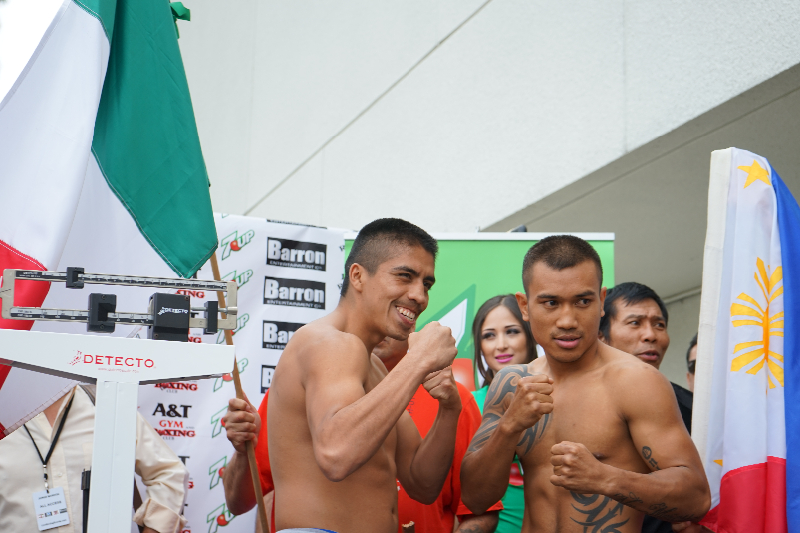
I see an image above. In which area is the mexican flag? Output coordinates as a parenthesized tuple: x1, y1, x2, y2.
(0, 0, 216, 437)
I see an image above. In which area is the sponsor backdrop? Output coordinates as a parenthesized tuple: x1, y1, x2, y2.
(343, 233, 615, 388)
(136, 215, 345, 533)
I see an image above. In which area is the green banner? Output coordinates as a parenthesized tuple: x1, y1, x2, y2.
(344, 234, 614, 365)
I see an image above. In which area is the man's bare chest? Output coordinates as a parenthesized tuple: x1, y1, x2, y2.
(521, 385, 634, 469)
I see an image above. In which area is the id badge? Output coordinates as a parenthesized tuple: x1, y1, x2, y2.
(32, 487, 70, 531)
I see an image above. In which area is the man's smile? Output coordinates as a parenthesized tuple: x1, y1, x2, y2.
(395, 305, 417, 326)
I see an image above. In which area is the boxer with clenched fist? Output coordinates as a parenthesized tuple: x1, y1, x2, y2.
(461, 235, 710, 533)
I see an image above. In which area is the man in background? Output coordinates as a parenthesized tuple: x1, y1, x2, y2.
(686, 334, 697, 392)
(598, 282, 692, 431)
(0, 384, 189, 533)
(372, 336, 501, 533)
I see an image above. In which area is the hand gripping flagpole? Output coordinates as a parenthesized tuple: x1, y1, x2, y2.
(209, 253, 270, 533)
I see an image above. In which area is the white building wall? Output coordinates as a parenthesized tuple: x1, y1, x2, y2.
(178, 0, 800, 233)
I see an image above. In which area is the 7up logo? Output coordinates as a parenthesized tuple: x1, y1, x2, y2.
(220, 230, 255, 260)
(222, 269, 254, 288)
(207, 503, 235, 532)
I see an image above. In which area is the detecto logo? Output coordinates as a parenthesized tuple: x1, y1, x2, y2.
(262, 320, 304, 350)
(158, 307, 189, 316)
(219, 229, 255, 260)
(70, 350, 154, 369)
(267, 237, 327, 271)
(263, 277, 326, 310)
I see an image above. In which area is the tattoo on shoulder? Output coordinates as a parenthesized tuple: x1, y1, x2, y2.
(570, 492, 629, 533)
(642, 446, 661, 471)
(467, 366, 551, 455)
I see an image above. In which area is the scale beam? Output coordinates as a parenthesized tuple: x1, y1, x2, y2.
(0, 268, 238, 335)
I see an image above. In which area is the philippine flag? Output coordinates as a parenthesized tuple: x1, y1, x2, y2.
(0, 0, 216, 438)
(694, 147, 800, 532)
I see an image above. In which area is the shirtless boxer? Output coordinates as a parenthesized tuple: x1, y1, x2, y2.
(461, 235, 710, 532)
(223, 218, 462, 533)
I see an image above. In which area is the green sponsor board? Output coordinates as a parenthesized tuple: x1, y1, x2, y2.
(344, 233, 614, 366)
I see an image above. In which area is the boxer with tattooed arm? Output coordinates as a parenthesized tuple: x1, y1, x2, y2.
(461, 235, 710, 533)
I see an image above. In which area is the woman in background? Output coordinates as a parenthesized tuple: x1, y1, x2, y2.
(471, 294, 537, 533)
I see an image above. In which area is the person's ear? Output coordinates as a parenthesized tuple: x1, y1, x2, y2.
(515, 292, 530, 322)
(599, 286, 607, 317)
(349, 263, 366, 293)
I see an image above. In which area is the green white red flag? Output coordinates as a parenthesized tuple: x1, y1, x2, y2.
(0, 0, 216, 438)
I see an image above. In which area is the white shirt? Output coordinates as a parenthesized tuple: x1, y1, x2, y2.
(0, 386, 188, 533)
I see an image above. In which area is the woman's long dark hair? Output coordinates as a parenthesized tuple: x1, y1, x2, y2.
(472, 294, 537, 387)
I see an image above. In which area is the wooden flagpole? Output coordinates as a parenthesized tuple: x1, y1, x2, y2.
(210, 253, 270, 533)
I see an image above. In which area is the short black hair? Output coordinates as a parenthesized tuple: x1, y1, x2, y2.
(687, 333, 698, 367)
(521, 235, 603, 292)
(599, 282, 669, 340)
(341, 218, 438, 297)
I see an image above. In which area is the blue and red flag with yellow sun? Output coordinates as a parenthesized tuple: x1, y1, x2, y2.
(695, 147, 800, 532)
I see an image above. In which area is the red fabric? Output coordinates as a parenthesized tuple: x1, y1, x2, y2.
(254, 390, 276, 531)
(253, 383, 502, 533)
(0, 239, 50, 331)
(0, 364, 8, 435)
(397, 383, 503, 533)
(700, 456, 787, 533)
(451, 358, 476, 392)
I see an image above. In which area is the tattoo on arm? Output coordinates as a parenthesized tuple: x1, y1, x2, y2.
(641, 446, 661, 471)
(467, 365, 551, 455)
(455, 512, 499, 533)
(570, 492, 629, 533)
(611, 492, 643, 507)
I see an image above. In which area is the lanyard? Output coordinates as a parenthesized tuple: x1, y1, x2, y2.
(24, 395, 74, 492)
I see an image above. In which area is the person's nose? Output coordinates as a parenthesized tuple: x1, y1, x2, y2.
(496, 332, 509, 352)
(641, 322, 657, 343)
(407, 280, 427, 308)
(555, 307, 579, 330)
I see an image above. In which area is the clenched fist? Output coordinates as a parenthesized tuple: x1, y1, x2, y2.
(549, 441, 610, 493)
(422, 367, 462, 411)
(499, 373, 554, 436)
(223, 396, 261, 455)
(407, 321, 458, 374)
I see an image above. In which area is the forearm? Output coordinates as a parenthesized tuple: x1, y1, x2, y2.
(461, 421, 519, 513)
(603, 466, 710, 522)
(315, 357, 427, 480)
(223, 451, 257, 515)
(405, 404, 461, 503)
(456, 511, 499, 533)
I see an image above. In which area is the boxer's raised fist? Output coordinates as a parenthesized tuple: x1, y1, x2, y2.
(500, 373, 554, 435)
(407, 321, 457, 373)
(422, 367, 462, 411)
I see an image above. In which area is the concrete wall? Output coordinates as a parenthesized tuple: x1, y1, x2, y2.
(178, 0, 800, 233)
(662, 292, 701, 388)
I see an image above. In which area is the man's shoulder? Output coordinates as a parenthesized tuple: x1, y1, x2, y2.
(286, 321, 367, 359)
(601, 344, 665, 381)
(599, 345, 673, 403)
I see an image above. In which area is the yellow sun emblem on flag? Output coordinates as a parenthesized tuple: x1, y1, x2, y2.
(730, 258, 785, 388)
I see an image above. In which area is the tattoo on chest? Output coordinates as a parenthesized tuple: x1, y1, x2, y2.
(467, 365, 551, 455)
(570, 492, 629, 533)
